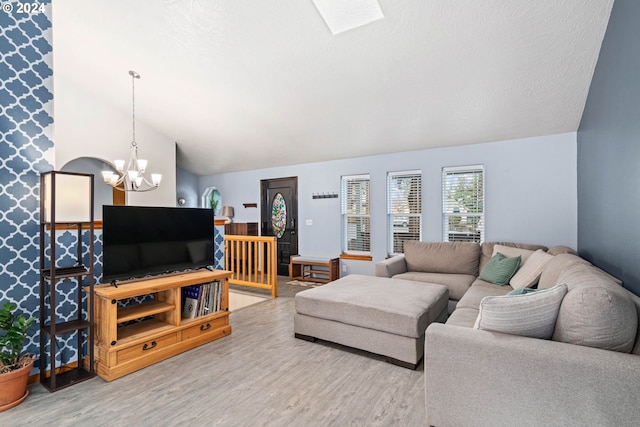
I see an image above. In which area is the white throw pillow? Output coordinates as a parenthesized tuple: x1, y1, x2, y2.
(474, 284, 568, 339)
(510, 249, 554, 289)
(492, 244, 535, 264)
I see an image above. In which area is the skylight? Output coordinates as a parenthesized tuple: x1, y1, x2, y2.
(312, 0, 384, 35)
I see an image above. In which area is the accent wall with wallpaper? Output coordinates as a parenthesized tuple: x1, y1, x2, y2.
(0, 1, 55, 371)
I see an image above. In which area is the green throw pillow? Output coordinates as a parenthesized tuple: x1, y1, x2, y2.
(507, 287, 539, 295)
(479, 253, 521, 286)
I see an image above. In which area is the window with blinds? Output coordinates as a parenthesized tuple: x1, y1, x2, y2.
(341, 174, 371, 254)
(387, 170, 422, 255)
(442, 165, 484, 243)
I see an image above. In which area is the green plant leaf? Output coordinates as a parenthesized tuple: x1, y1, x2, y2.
(0, 301, 34, 370)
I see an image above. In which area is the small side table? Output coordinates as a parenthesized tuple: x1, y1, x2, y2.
(289, 256, 339, 284)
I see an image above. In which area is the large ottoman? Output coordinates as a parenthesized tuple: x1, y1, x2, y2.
(294, 274, 448, 369)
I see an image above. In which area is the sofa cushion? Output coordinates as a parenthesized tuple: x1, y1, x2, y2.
(374, 254, 407, 278)
(473, 284, 568, 339)
(479, 242, 548, 271)
(582, 265, 623, 286)
(555, 263, 622, 292)
(456, 279, 513, 310)
(629, 291, 640, 355)
(510, 249, 554, 289)
(553, 285, 637, 353)
(478, 253, 521, 286)
(550, 263, 637, 353)
(403, 241, 480, 276)
(537, 254, 590, 289)
(444, 307, 479, 328)
(492, 244, 535, 263)
(547, 245, 577, 256)
(392, 272, 475, 301)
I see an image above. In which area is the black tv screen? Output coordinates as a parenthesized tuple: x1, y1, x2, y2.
(102, 205, 215, 283)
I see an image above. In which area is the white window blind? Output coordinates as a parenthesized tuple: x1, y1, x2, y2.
(341, 174, 371, 254)
(442, 166, 484, 242)
(387, 170, 422, 255)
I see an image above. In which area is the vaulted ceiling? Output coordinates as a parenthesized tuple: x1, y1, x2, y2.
(52, 0, 614, 176)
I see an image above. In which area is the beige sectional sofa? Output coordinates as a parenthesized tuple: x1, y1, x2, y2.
(375, 241, 640, 426)
(375, 240, 547, 313)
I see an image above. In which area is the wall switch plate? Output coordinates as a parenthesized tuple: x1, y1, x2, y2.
(305, 219, 313, 226)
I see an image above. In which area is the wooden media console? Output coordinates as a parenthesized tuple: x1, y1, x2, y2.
(93, 270, 232, 381)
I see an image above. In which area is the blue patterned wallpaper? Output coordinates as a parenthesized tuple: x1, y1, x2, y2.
(0, 1, 54, 370)
(214, 226, 224, 269)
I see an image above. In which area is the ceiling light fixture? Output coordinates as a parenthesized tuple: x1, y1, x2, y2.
(102, 70, 162, 192)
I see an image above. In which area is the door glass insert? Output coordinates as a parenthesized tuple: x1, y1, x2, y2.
(271, 192, 287, 238)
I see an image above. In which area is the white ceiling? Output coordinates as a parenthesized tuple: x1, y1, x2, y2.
(52, 0, 614, 176)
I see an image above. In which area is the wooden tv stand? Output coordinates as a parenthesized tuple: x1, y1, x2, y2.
(93, 270, 232, 381)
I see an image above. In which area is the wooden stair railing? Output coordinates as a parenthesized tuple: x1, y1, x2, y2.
(223, 235, 278, 298)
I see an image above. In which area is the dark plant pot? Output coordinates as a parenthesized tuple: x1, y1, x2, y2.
(0, 357, 34, 412)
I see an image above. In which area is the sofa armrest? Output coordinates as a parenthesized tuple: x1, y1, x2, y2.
(374, 255, 407, 278)
(425, 323, 640, 426)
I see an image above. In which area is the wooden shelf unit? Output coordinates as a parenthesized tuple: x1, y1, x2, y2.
(93, 270, 232, 381)
(289, 256, 339, 283)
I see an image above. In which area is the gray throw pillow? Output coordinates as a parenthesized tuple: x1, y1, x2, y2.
(474, 284, 568, 339)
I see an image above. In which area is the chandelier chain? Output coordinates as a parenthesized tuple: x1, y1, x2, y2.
(101, 70, 161, 192)
(131, 72, 137, 147)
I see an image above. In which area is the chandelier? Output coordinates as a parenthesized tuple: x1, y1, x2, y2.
(102, 70, 162, 192)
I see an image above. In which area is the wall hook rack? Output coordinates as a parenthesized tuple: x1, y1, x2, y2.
(312, 192, 338, 199)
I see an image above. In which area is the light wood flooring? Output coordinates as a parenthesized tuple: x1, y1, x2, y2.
(1, 278, 426, 426)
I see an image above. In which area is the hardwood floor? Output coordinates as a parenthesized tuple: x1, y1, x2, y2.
(1, 278, 426, 426)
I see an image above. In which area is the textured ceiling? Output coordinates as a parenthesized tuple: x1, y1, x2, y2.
(52, 0, 614, 176)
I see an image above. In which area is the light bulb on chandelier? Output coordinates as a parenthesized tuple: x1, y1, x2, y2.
(102, 70, 162, 192)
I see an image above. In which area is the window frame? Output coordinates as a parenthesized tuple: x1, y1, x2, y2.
(387, 170, 422, 256)
(341, 174, 371, 256)
(442, 165, 484, 243)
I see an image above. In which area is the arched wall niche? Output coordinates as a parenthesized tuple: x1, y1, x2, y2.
(61, 157, 125, 220)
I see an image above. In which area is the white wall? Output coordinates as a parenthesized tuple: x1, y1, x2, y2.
(200, 132, 577, 276)
(53, 76, 176, 207)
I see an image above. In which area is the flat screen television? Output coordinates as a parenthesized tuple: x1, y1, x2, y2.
(102, 205, 215, 283)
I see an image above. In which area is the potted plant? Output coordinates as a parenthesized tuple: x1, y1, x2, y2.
(0, 301, 35, 411)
